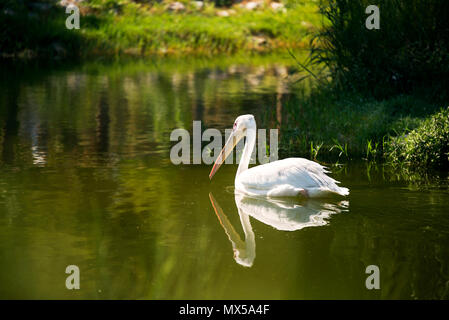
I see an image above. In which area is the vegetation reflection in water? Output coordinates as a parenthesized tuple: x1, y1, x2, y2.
(0, 56, 448, 299)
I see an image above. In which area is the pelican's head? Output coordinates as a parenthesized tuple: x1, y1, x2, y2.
(209, 114, 256, 180)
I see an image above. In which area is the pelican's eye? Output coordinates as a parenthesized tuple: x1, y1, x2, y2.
(233, 121, 237, 130)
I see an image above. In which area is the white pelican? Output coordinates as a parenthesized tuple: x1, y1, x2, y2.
(209, 114, 349, 198)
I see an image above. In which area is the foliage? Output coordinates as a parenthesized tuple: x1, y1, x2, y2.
(311, 0, 449, 100)
(0, 0, 82, 58)
(275, 87, 441, 162)
(385, 108, 449, 168)
(281, 0, 449, 168)
(0, 0, 320, 58)
(80, 0, 319, 56)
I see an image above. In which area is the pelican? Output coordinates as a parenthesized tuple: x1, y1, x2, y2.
(209, 114, 349, 198)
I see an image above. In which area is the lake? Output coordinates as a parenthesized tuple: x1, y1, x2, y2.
(0, 54, 448, 299)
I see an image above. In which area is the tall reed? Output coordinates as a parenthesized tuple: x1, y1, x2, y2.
(311, 0, 449, 100)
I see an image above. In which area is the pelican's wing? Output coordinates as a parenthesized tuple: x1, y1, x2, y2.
(238, 158, 349, 197)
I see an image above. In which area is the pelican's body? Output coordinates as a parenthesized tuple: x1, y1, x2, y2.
(209, 114, 349, 198)
(236, 158, 349, 198)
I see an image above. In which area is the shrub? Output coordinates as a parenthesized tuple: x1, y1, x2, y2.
(385, 108, 449, 168)
(312, 0, 449, 100)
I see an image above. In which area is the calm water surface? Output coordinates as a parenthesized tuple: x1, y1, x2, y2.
(0, 56, 448, 299)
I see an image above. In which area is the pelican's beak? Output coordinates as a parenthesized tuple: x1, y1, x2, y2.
(209, 130, 242, 180)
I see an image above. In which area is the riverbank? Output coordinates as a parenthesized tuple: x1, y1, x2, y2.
(273, 0, 449, 169)
(1, 0, 319, 59)
(275, 87, 444, 163)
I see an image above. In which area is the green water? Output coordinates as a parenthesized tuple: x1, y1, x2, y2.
(0, 56, 448, 299)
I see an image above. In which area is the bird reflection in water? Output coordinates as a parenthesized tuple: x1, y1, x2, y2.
(209, 192, 349, 267)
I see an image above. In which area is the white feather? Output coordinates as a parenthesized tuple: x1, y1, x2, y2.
(236, 158, 349, 198)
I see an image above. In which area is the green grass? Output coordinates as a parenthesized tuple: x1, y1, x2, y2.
(273, 0, 449, 169)
(81, 0, 320, 56)
(1, 0, 321, 58)
(273, 87, 443, 163)
(385, 108, 449, 169)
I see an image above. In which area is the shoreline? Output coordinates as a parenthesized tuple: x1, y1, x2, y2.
(1, 0, 319, 61)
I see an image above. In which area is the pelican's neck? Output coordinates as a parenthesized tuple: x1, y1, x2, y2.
(236, 126, 256, 179)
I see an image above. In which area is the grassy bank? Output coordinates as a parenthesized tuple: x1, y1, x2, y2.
(275, 0, 449, 169)
(386, 108, 449, 169)
(311, 0, 449, 100)
(1, 0, 320, 58)
(274, 88, 442, 163)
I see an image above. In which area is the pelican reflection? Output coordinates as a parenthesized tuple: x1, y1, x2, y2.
(209, 192, 348, 267)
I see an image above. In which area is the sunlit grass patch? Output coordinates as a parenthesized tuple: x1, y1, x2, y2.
(385, 108, 449, 169)
(79, 0, 320, 56)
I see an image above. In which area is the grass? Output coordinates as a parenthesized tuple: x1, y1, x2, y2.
(1, 0, 321, 58)
(385, 108, 449, 169)
(82, 0, 320, 56)
(272, 87, 443, 163)
(273, 0, 449, 170)
(310, 0, 449, 100)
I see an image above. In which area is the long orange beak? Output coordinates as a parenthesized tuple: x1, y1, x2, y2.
(209, 131, 240, 180)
